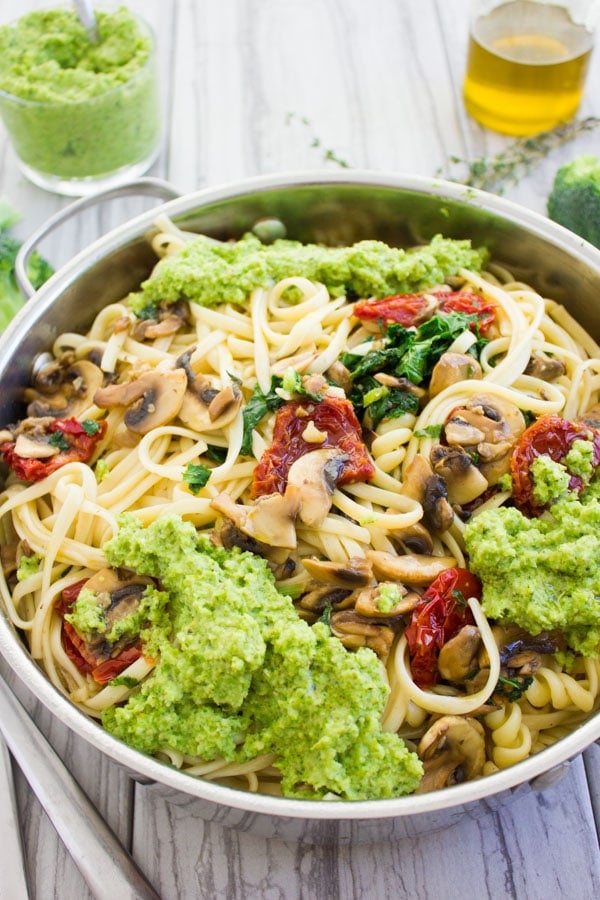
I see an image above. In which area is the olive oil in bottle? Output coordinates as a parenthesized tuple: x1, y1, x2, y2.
(463, 0, 593, 135)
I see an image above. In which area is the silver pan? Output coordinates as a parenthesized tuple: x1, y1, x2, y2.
(1, 171, 599, 843)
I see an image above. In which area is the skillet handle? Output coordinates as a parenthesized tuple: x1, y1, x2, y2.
(14, 176, 181, 299)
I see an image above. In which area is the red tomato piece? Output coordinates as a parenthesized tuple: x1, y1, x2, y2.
(58, 579, 143, 685)
(404, 567, 481, 689)
(438, 291, 496, 334)
(511, 414, 600, 516)
(0, 418, 106, 483)
(251, 396, 375, 497)
(352, 290, 496, 333)
(353, 293, 432, 327)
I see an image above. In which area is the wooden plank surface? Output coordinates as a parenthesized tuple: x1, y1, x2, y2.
(0, 1, 599, 898)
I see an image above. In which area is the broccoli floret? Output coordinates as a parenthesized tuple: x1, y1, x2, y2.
(0, 199, 54, 332)
(547, 155, 600, 249)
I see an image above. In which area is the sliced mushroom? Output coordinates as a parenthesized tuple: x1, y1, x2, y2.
(366, 550, 457, 585)
(131, 300, 190, 340)
(430, 444, 488, 505)
(286, 449, 348, 527)
(68, 567, 154, 663)
(437, 625, 482, 682)
(389, 522, 435, 555)
(422, 474, 454, 532)
(429, 352, 482, 398)
(26, 360, 104, 419)
(301, 556, 373, 588)
(354, 583, 420, 618)
(325, 360, 352, 394)
(577, 403, 600, 429)
(13, 432, 60, 460)
(330, 609, 397, 659)
(178, 373, 242, 432)
(373, 373, 427, 403)
(444, 394, 526, 485)
(212, 519, 293, 571)
(210, 490, 300, 549)
(416, 715, 486, 793)
(94, 368, 187, 434)
(525, 352, 566, 382)
(400, 454, 454, 532)
(2, 417, 61, 460)
(298, 584, 354, 614)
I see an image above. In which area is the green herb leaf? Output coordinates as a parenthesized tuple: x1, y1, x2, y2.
(48, 431, 70, 451)
(241, 376, 286, 456)
(108, 675, 140, 689)
(81, 418, 101, 436)
(495, 674, 534, 702)
(439, 117, 600, 193)
(205, 444, 227, 464)
(414, 424, 443, 439)
(183, 463, 211, 494)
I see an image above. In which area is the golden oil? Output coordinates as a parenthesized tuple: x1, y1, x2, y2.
(463, 1, 593, 135)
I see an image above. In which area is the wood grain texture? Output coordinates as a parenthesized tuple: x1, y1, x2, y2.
(0, 1, 599, 897)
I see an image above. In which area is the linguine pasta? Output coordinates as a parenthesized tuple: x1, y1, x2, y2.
(1, 222, 599, 799)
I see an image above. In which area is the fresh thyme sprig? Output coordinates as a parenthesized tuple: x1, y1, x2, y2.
(285, 112, 352, 169)
(439, 117, 600, 193)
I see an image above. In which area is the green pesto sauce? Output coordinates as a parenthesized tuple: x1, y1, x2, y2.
(15, 553, 41, 582)
(0, 8, 160, 178)
(99, 514, 422, 800)
(130, 233, 487, 310)
(377, 583, 400, 613)
(65, 588, 105, 635)
(465, 455, 600, 657)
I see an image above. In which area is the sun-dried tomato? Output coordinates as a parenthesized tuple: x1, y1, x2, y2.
(404, 567, 481, 688)
(0, 418, 106, 483)
(251, 395, 375, 497)
(511, 414, 600, 516)
(353, 293, 432, 327)
(58, 578, 142, 685)
(353, 290, 496, 333)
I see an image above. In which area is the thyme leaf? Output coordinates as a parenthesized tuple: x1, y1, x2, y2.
(439, 117, 600, 193)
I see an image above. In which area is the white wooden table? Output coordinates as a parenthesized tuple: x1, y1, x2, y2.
(0, 1, 599, 897)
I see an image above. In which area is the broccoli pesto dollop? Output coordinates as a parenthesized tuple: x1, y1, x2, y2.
(130, 233, 487, 311)
(465, 452, 600, 657)
(100, 514, 422, 800)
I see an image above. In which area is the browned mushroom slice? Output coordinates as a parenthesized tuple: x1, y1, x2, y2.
(210, 490, 300, 549)
(68, 567, 154, 663)
(131, 300, 190, 340)
(325, 360, 352, 394)
(437, 625, 482, 682)
(354, 583, 420, 618)
(400, 454, 454, 533)
(26, 360, 104, 419)
(301, 556, 373, 588)
(415, 715, 486, 793)
(430, 444, 488, 505)
(373, 373, 427, 403)
(213, 519, 292, 567)
(577, 403, 600, 429)
(178, 373, 242, 432)
(366, 550, 457, 585)
(525, 353, 566, 382)
(298, 584, 354, 614)
(429, 352, 483, 398)
(443, 394, 526, 485)
(13, 432, 60, 459)
(390, 522, 435, 555)
(94, 369, 187, 434)
(286, 448, 348, 527)
(5, 417, 60, 460)
(330, 609, 396, 659)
